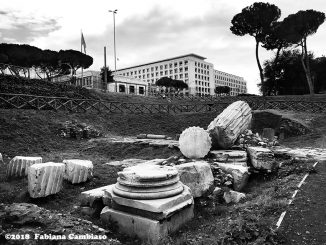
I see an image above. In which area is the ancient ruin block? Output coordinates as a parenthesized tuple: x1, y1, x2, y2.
(63, 159, 93, 184)
(176, 161, 214, 198)
(210, 150, 247, 165)
(207, 101, 252, 149)
(247, 147, 277, 170)
(6, 156, 42, 178)
(179, 126, 212, 158)
(214, 162, 249, 191)
(28, 162, 65, 198)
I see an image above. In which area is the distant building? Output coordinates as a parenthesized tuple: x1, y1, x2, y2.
(214, 70, 247, 96)
(114, 53, 248, 96)
(52, 70, 147, 95)
(51, 70, 105, 91)
(111, 75, 147, 96)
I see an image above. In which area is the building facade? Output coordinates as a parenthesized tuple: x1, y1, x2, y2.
(52, 70, 147, 95)
(114, 54, 247, 96)
(51, 70, 105, 91)
(111, 75, 147, 96)
(214, 70, 247, 96)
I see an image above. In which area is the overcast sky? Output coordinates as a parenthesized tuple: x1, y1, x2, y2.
(1, 0, 325, 94)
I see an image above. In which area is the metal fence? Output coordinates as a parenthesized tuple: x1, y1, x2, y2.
(0, 93, 326, 113)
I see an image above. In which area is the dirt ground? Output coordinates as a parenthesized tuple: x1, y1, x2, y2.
(1, 108, 326, 244)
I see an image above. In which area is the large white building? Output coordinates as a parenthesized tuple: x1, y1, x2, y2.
(52, 70, 147, 95)
(114, 54, 247, 96)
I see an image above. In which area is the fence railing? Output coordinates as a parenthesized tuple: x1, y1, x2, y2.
(0, 93, 326, 113)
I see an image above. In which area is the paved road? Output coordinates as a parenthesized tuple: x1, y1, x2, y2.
(280, 160, 326, 245)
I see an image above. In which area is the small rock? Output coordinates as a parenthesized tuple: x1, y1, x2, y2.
(223, 190, 246, 204)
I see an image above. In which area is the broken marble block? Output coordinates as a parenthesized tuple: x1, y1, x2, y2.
(207, 101, 252, 149)
(214, 162, 249, 191)
(179, 126, 212, 158)
(210, 150, 247, 166)
(176, 161, 214, 197)
(63, 159, 93, 184)
(247, 147, 278, 171)
(223, 190, 246, 204)
(6, 156, 42, 178)
(28, 162, 65, 198)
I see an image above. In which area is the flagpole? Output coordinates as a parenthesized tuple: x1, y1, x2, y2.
(81, 30, 84, 88)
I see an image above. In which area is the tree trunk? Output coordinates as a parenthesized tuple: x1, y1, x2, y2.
(300, 38, 314, 95)
(255, 39, 264, 95)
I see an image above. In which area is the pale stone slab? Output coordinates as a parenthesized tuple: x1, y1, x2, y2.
(80, 185, 112, 206)
(176, 161, 214, 198)
(247, 147, 277, 170)
(105, 159, 147, 167)
(63, 159, 93, 184)
(118, 165, 178, 182)
(210, 150, 247, 165)
(104, 184, 193, 213)
(208, 101, 252, 149)
(28, 162, 65, 198)
(214, 162, 249, 191)
(179, 126, 212, 158)
(146, 134, 167, 139)
(100, 203, 194, 245)
(6, 156, 42, 178)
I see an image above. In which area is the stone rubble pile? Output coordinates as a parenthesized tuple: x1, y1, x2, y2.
(235, 129, 279, 148)
(59, 120, 102, 139)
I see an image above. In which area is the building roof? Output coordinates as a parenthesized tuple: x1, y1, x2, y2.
(115, 53, 207, 72)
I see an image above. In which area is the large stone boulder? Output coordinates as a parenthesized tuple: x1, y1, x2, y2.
(214, 162, 249, 191)
(207, 101, 252, 149)
(247, 147, 278, 171)
(28, 162, 65, 198)
(6, 156, 42, 178)
(179, 126, 212, 159)
(176, 161, 214, 198)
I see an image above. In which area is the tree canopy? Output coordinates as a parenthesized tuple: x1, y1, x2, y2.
(279, 10, 325, 94)
(230, 2, 281, 94)
(156, 77, 188, 90)
(100, 67, 114, 84)
(214, 86, 231, 95)
(0, 43, 93, 81)
(260, 50, 326, 95)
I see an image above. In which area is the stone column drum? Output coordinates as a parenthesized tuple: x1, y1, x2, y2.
(179, 126, 212, 158)
(207, 101, 252, 149)
(6, 156, 42, 178)
(28, 162, 65, 198)
(63, 159, 93, 184)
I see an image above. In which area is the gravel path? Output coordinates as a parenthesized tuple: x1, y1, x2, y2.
(280, 160, 326, 244)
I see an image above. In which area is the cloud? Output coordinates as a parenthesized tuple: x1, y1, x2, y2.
(0, 11, 60, 43)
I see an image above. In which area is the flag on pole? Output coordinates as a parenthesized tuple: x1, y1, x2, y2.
(81, 32, 86, 54)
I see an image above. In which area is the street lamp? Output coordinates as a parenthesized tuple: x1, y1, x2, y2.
(109, 9, 117, 92)
(108, 9, 118, 73)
